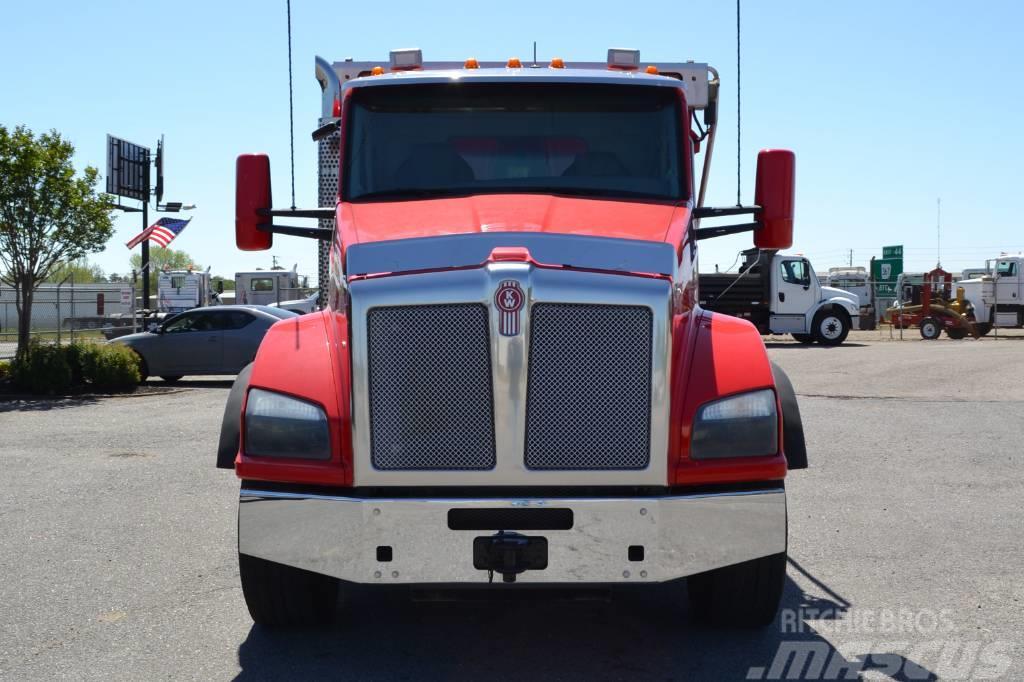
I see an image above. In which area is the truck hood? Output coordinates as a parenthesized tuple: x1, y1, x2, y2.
(340, 194, 685, 246)
(821, 286, 859, 304)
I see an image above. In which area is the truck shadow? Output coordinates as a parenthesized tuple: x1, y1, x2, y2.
(233, 559, 936, 681)
(762, 342, 868, 349)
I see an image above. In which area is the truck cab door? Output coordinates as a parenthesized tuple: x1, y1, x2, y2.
(771, 257, 816, 333)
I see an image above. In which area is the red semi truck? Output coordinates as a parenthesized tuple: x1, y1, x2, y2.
(218, 48, 807, 628)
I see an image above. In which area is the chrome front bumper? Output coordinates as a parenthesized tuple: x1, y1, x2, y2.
(238, 487, 786, 584)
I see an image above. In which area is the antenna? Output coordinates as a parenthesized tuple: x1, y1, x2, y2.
(736, 0, 742, 206)
(286, 0, 296, 210)
(533, 41, 537, 65)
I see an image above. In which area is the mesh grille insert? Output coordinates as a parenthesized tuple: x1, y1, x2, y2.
(367, 304, 496, 470)
(525, 304, 652, 470)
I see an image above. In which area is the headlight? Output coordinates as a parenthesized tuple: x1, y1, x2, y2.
(691, 389, 778, 460)
(244, 388, 331, 459)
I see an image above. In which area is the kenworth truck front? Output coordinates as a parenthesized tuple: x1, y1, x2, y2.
(218, 49, 808, 628)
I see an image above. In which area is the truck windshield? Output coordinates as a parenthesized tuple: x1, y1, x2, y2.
(344, 83, 685, 202)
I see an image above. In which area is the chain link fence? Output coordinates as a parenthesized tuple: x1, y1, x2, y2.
(0, 282, 138, 360)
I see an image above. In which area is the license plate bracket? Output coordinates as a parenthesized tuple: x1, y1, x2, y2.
(473, 532, 548, 583)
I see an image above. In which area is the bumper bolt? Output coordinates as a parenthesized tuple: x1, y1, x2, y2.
(374, 570, 381, 579)
(391, 570, 399, 578)
(639, 508, 647, 516)
(622, 570, 630, 579)
(373, 508, 381, 516)
(640, 570, 648, 578)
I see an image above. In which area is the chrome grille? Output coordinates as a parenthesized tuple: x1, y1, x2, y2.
(524, 304, 652, 470)
(367, 304, 496, 470)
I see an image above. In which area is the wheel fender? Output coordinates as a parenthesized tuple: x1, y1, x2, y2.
(821, 298, 856, 320)
(770, 361, 808, 470)
(216, 363, 253, 469)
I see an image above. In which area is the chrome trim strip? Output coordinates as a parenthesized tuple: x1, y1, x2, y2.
(348, 264, 671, 486)
(237, 487, 787, 584)
(345, 233, 677, 278)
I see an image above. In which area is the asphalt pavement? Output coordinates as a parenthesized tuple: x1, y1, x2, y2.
(1, 334, 1022, 681)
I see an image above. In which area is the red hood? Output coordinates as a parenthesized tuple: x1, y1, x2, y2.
(338, 194, 688, 246)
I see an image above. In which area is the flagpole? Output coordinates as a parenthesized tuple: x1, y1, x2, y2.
(142, 200, 151, 313)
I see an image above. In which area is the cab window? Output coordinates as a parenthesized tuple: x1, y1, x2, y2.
(780, 260, 809, 286)
(996, 261, 1017, 277)
(250, 278, 275, 292)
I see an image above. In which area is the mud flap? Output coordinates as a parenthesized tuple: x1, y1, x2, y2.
(216, 363, 252, 469)
(771, 362, 808, 470)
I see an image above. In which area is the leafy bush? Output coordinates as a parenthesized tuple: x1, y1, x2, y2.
(11, 342, 73, 394)
(0, 360, 10, 381)
(80, 343, 141, 390)
(8, 342, 141, 394)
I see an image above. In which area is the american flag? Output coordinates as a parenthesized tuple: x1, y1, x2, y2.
(125, 217, 192, 249)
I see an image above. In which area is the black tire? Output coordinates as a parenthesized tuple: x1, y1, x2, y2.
(687, 551, 787, 627)
(239, 553, 340, 627)
(812, 308, 850, 346)
(160, 375, 183, 383)
(133, 352, 149, 383)
(919, 317, 942, 340)
(791, 333, 814, 345)
(975, 322, 992, 336)
(946, 327, 967, 340)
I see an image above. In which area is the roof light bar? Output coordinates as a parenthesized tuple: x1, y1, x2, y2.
(607, 48, 640, 70)
(389, 48, 423, 71)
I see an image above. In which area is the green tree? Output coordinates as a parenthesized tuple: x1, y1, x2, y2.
(129, 247, 201, 293)
(0, 125, 114, 358)
(45, 257, 106, 284)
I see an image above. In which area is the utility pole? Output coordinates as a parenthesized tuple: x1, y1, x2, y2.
(849, 249, 854, 267)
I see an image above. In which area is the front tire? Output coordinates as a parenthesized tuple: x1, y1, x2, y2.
(239, 553, 340, 627)
(812, 309, 850, 346)
(791, 333, 815, 345)
(133, 352, 149, 383)
(919, 317, 942, 340)
(687, 552, 787, 627)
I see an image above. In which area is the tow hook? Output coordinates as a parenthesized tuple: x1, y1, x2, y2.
(473, 531, 548, 583)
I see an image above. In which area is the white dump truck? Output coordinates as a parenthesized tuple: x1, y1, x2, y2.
(699, 249, 861, 345)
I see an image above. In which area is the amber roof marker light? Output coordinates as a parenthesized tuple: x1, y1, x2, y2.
(549, 57, 565, 69)
(507, 57, 522, 68)
(464, 58, 480, 69)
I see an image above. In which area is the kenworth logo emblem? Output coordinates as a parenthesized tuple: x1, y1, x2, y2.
(494, 280, 525, 336)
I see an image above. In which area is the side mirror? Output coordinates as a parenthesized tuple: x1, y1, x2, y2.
(148, 323, 161, 333)
(236, 154, 273, 251)
(753, 149, 795, 250)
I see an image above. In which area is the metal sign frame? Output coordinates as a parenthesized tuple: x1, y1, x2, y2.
(105, 134, 150, 201)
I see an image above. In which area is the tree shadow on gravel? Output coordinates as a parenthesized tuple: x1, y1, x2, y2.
(234, 561, 937, 681)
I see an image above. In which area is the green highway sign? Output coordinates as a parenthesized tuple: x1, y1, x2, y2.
(872, 257, 904, 297)
(882, 245, 903, 259)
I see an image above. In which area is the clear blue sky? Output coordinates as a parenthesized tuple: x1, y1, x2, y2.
(3, 0, 1022, 281)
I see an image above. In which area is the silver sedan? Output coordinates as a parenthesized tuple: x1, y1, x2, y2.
(111, 305, 299, 382)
